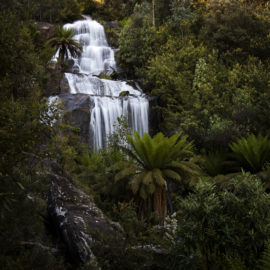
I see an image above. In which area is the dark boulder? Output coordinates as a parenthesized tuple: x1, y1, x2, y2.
(36, 22, 55, 40)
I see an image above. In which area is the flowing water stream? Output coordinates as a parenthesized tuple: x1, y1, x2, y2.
(61, 16, 149, 150)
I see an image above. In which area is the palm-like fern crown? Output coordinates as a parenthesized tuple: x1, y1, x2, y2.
(230, 134, 270, 173)
(126, 131, 193, 170)
(47, 25, 82, 61)
(114, 132, 198, 196)
(113, 132, 199, 219)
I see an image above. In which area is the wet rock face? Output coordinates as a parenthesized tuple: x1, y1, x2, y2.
(58, 94, 91, 143)
(46, 161, 123, 265)
(36, 22, 55, 40)
(60, 75, 70, 94)
(44, 69, 62, 97)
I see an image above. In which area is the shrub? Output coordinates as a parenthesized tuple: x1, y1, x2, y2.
(170, 173, 270, 270)
(201, 151, 229, 176)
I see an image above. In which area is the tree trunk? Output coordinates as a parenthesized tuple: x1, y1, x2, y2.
(152, 0, 156, 28)
(153, 186, 167, 224)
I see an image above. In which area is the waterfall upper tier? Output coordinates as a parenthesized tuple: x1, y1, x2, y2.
(60, 16, 149, 149)
(64, 15, 116, 75)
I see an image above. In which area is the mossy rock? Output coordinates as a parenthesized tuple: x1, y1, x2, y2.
(97, 73, 112, 80)
(119, 91, 129, 97)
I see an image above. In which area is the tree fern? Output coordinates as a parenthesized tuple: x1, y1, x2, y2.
(230, 134, 270, 173)
(47, 25, 82, 63)
(114, 131, 199, 221)
(259, 244, 270, 270)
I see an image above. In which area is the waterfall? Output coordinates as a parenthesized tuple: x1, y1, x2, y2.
(63, 16, 149, 149)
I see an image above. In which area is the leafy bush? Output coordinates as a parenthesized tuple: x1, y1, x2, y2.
(200, 0, 270, 61)
(171, 173, 270, 270)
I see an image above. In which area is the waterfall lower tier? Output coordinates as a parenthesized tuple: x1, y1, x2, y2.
(56, 15, 149, 150)
(90, 96, 149, 149)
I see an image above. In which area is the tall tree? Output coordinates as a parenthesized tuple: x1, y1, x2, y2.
(152, 0, 155, 28)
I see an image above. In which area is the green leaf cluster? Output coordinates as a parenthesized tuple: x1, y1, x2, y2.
(172, 173, 270, 270)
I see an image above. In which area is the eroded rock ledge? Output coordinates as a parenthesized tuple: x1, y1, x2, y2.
(45, 161, 123, 266)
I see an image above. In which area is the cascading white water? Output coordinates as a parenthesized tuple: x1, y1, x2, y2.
(64, 16, 116, 75)
(63, 16, 149, 149)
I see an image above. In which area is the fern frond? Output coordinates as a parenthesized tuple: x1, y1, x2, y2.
(142, 171, 153, 185)
(168, 161, 200, 176)
(153, 168, 165, 186)
(163, 169, 181, 181)
(259, 244, 270, 270)
(130, 171, 145, 194)
(115, 167, 137, 182)
(127, 132, 150, 167)
(109, 161, 132, 171)
(139, 185, 148, 200)
(147, 183, 156, 194)
(119, 145, 144, 167)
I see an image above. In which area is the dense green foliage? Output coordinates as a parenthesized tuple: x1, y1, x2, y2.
(119, 0, 270, 150)
(3, 0, 270, 269)
(171, 173, 270, 270)
(0, 2, 78, 269)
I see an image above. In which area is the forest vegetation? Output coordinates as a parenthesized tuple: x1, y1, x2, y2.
(2, 0, 270, 269)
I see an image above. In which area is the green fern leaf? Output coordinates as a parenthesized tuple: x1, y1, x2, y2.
(130, 172, 145, 194)
(163, 169, 181, 181)
(147, 183, 156, 194)
(142, 171, 153, 185)
(153, 168, 165, 186)
(115, 167, 137, 182)
(259, 244, 270, 270)
(139, 185, 148, 200)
